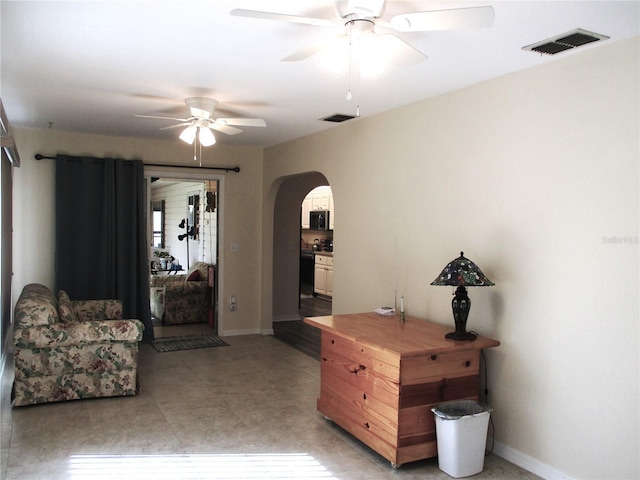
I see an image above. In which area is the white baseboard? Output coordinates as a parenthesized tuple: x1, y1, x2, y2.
(493, 441, 574, 480)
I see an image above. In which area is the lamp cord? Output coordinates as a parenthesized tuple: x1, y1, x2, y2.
(480, 348, 495, 455)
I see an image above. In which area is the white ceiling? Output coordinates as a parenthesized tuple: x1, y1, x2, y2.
(2, 1, 638, 148)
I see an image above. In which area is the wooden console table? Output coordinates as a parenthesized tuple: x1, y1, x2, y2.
(303, 312, 500, 467)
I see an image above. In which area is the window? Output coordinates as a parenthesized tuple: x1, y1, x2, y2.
(187, 194, 199, 240)
(152, 200, 165, 248)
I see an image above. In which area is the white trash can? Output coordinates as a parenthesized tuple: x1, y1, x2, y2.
(431, 400, 492, 478)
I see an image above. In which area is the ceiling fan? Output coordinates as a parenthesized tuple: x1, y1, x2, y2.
(136, 97, 266, 146)
(231, 0, 495, 76)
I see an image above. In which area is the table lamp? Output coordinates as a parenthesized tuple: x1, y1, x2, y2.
(431, 252, 494, 341)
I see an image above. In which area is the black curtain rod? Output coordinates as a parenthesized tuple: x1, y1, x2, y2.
(34, 154, 240, 173)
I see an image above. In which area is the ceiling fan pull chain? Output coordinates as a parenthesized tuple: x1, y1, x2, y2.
(347, 20, 354, 101)
(193, 136, 197, 162)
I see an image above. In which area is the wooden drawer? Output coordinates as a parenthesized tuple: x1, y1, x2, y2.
(315, 255, 333, 266)
(400, 350, 480, 385)
(322, 333, 400, 382)
(321, 351, 399, 408)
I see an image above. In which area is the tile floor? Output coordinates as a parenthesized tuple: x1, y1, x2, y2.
(1, 324, 541, 480)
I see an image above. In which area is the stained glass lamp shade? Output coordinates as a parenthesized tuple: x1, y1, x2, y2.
(431, 252, 494, 341)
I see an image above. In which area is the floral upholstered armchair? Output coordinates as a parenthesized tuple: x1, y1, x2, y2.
(149, 262, 210, 325)
(12, 283, 144, 406)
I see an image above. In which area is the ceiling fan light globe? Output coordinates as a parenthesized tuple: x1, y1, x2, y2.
(179, 125, 197, 144)
(359, 61, 386, 78)
(199, 127, 216, 147)
(318, 37, 349, 75)
(357, 33, 386, 77)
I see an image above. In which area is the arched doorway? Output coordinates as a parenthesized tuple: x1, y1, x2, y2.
(271, 171, 332, 357)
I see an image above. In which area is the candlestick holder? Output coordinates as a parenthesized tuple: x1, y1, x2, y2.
(399, 311, 406, 323)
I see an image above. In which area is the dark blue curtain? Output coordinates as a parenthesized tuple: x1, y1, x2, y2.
(55, 155, 153, 342)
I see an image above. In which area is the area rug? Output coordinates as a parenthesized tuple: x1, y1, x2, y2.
(151, 334, 229, 353)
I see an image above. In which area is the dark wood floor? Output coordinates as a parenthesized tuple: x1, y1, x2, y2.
(300, 294, 332, 317)
(272, 294, 331, 360)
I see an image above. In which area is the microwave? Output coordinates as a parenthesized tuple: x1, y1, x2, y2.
(309, 210, 330, 230)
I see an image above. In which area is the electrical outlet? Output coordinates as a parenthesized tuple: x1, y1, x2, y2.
(229, 295, 237, 311)
(230, 242, 240, 252)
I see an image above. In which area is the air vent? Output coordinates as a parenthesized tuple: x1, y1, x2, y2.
(321, 114, 356, 123)
(523, 28, 609, 55)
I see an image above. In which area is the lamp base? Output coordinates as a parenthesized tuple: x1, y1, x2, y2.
(446, 285, 477, 341)
(445, 331, 477, 341)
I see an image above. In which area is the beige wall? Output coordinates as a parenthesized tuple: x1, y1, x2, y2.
(262, 38, 639, 479)
(12, 128, 264, 336)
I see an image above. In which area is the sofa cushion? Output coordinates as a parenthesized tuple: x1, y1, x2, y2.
(186, 269, 201, 281)
(59, 290, 71, 304)
(13, 319, 144, 349)
(14, 284, 59, 328)
(186, 262, 209, 282)
(58, 290, 78, 323)
(58, 302, 78, 323)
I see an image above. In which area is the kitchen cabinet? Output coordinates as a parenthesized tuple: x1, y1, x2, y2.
(312, 191, 330, 210)
(301, 197, 312, 229)
(314, 254, 333, 297)
(302, 186, 333, 230)
(303, 312, 500, 468)
(329, 194, 334, 230)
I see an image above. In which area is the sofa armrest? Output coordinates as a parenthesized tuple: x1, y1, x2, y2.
(72, 299, 123, 322)
(14, 319, 144, 349)
(164, 280, 208, 296)
(150, 275, 186, 288)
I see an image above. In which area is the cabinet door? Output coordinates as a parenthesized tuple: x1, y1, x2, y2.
(326, 267, 333, 296)
(301, 197, 312, 229)
(313, 193, 330, 210)
(329, 195, 334, 230)
(314, 264, 327, 294)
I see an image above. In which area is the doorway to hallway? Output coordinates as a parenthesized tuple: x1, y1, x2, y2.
(145, 166, 223, 333)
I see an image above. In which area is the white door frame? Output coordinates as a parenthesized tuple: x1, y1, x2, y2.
(144, 165, 225, 334)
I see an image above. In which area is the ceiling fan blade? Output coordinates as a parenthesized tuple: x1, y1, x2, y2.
(216, 118, 266, 128)
(135, 114, 191, 122)
(282, 36, 339, 62)
(375, 34, 427, 67)
(210, 124, 243, 136)
(230, 9, 334, 27)
(389, 6, 495, 32)
(159, 123, 192, 131)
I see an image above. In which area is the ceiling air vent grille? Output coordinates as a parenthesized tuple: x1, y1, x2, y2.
(321, 114, 356, 123)
(523, 28, 609, 55)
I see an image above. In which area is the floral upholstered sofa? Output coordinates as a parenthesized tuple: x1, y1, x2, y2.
(12, 283, 144, 406)
(149, 262, 210, 325)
